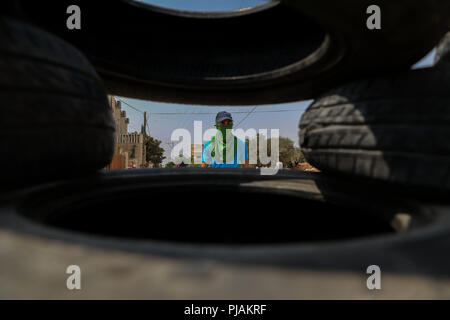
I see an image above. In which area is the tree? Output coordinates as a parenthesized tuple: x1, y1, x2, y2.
(144, 136, 166, 167)
(173, 154, 191, 166)
(165, 161, 175, 168)
(277, 137, 301, 166)
(245, 133, 268, 167)
(246, 135, 304, 167)
(297, 149, 306, 163)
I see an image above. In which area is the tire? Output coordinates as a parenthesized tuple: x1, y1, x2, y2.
(435, 31, 450, 65)
(0, 16, 115, 188)
(16, 0, 450, 105)
(299, 66, 450, 192)
(1, 168, 450, 298)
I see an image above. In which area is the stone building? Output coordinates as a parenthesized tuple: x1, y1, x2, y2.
(108, 96, 146, 169)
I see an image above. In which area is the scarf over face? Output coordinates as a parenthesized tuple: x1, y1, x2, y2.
(210, 123, 237, 163)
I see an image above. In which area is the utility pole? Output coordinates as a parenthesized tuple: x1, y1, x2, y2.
(141, 111, 147, 136)
(141, 111, 147, 167)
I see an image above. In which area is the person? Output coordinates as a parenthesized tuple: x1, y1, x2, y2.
(202, 111, 249, 168)
(276, 160, 283, 170)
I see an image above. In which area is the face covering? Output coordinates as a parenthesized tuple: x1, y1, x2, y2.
(211, 123, 235, 163)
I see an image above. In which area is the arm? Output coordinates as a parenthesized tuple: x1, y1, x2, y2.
(240, 140, 249, 168)
(201, 141, 211, 167)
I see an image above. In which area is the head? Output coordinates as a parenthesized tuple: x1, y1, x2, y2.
(215, 111, 233, 128)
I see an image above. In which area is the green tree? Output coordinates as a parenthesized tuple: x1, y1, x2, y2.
(297, 149, 306, 163)
(172, 152, 191, 166)
(144, 136, 166, 167)
(277, 137, 301, 166)
(246, 133, 268, 167)
(246, 135, 303, 167)
(165, 161, 175, 168)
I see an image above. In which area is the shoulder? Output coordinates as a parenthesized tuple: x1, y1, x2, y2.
(203, 141, 211, 150)
(236, 138, 246, 146)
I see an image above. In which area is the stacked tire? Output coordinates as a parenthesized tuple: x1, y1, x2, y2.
(0, 16, 115, 188)
(435, 31, 450, 65)
(299, 34, 450, 193)
(1, 2, 450, 300)
(17, 0, 450, 106)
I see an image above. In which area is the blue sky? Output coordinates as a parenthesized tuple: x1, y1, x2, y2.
(134, 0, 271, 11)
(119, 1, 436, 163)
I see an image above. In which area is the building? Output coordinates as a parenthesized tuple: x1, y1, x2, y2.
(107, 96, 147, 169)
(191, 144, 203, 165)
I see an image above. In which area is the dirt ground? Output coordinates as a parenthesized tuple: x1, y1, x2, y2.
(1, 229, 449, 299)
(293, 162, 320, 172)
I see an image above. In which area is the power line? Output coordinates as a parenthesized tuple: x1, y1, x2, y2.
(236, 106, 257, 127)
(177, 107, 192, 132)
(117, 98, 307, 115)
(180, 105, 199, 131)
(118, 98, 152, 133)
(116, 97, 307, 134)
(137, 109, 307, 115)
(117, 98, 144, 114)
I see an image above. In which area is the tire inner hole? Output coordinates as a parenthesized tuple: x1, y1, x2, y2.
(21, 185, 397, 244)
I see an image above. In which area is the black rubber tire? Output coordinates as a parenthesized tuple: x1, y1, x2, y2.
(1, 169, 450, 298)
(299, 66, 450, 192)
(435, 31, 450, 65)
(0, 16, 115, 187)
(0, 168, 442, 263)
(16, 0, 450, 105)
